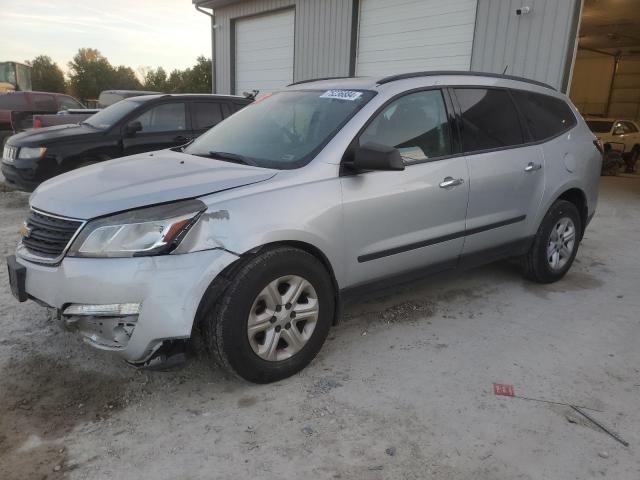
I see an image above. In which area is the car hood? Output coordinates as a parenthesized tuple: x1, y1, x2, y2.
(30, 150, 278, 219)
(8, 123, 99, 146)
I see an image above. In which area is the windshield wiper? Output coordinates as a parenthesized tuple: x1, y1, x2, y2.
(207, 151, 256, 166)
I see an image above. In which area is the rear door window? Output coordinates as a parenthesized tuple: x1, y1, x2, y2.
(32, 94, 57, 111)
(359, 89, 452, 163)
(454, 88, 523, 152)
(134, 102, 187, 133)
(511, 90, 576, 141)
(191, 102, 223, 130)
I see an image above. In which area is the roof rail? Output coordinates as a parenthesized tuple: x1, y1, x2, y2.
(287, 76, 356, 87)
(377, 71, 556, 91)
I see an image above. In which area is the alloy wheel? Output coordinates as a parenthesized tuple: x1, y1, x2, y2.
(247, 275, 319, 361)
(547, 217, 576, 271)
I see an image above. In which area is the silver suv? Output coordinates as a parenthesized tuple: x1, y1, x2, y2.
(7, 72, 602, 383)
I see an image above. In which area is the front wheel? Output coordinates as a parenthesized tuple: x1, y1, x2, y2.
(521, 200, 582, 284)
(202, 247, 335, 383)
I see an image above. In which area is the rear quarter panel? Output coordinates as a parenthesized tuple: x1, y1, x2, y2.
(534, 118, 601, 233)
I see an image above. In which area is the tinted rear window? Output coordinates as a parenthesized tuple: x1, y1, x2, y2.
(191, 102, 223, 130)
(586, 120, 613, 133)
(0, 94, 28, 110)
(512, 91, 576, 141)
(455, 88, 523, 152)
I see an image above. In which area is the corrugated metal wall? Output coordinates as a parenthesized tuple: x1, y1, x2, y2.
(212, 0, 353, 94)
(609, 57, 640, 120)
(471, 0, 581, 91)
(569, 52, 615, 116)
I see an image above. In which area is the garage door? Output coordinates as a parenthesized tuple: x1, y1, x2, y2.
(235, 9, 295, 95)
(356, 0, 478, 77)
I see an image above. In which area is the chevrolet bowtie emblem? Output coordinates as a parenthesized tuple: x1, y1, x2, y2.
(19, 224, 32, 239)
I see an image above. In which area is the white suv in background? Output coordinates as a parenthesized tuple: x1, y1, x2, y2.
(586, 118, 640, 165)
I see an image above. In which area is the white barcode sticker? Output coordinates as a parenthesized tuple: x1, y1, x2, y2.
(320, 90, 363, 101)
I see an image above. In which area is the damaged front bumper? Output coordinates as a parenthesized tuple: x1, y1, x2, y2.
(15, 248, 240, 362)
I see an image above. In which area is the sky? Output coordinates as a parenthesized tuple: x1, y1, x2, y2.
(0, 0, 211, 76)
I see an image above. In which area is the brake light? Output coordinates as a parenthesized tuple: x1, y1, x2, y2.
(33, 118, 42, 129)
(593, 138, 604, 155)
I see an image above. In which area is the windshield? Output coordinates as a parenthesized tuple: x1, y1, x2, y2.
(184, 89, 376, 169)
(83, 99, 139, 129)
(586, 120, 613, 133)
(0, 63, 16, 85)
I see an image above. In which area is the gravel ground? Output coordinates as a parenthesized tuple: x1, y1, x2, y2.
(0, 176, 639, 480)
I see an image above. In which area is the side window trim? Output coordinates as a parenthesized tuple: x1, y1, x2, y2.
(343, 87, 458, 168)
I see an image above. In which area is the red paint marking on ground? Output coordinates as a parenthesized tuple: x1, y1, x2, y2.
(493, 383, 515, 397)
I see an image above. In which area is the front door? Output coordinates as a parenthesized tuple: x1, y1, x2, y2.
(452, 88, 546, 260)
(341, 89, 469, 287)
(122, 101, 191, 156)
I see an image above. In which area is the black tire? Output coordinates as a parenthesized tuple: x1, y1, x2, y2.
(202, 247, 335, 383)
(522, 200, 582, 284)
(629, 147, 639, 173)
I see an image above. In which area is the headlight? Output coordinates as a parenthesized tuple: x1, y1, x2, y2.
(68, 199, 206, 258)
(18, 147, 47, 159)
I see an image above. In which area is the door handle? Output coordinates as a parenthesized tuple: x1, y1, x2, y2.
(174, 135, 191, 143)
(524, 162, 542, 172)
(439, 177, 465, 188)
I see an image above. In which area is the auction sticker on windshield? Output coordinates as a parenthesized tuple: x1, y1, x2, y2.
(320, 90, 363, 101)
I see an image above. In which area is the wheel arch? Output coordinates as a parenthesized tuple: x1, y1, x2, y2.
(192, 240, 343, 336)
(248, 241, 342, 325)
(554, 187, 588, 238)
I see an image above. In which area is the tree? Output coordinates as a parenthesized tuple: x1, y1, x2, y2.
(143, 67, 168, 92)
(30, 56, 66, 93)
(180, 56, 212, 93)
(111, 65, 142, 90)
(165, 69, 185, 93)
(67, 48, 114, 100)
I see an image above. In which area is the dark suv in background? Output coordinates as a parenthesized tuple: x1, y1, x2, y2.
(0, 91, 85, 145)
(2, 94, 252, 191)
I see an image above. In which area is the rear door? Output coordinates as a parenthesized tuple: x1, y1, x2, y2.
(453, 87, 545, 263)
(341, 89, 469, 287)
(189, 101, 225, 138)
(121, 101, 191, 156)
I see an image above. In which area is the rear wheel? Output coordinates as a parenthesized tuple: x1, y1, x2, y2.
(202, 247, 335, 383)
(628, 146, 639, 173)
(521, 200, 581, 283)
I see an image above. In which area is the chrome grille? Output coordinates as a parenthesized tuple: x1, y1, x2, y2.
(2, 145, 18, 164)
(21, 210, 83, 259)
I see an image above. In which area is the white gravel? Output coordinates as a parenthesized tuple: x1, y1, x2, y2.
(0, 176, 639, 479)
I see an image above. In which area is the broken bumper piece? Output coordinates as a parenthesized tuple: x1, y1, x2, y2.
(15, 248, 240, 362)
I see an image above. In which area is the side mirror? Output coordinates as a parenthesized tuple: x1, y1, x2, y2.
(125, 120, 143, 136)
(352, 142, 405, 172)
(612, 127, 624, 136)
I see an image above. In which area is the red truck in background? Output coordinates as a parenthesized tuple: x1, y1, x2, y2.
(31, 90, 160, 131)
(0, 91, 85, 145)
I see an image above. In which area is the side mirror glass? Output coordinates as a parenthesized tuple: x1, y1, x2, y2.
(125, 120, 143, 136)
(352, 142, 405, 172)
